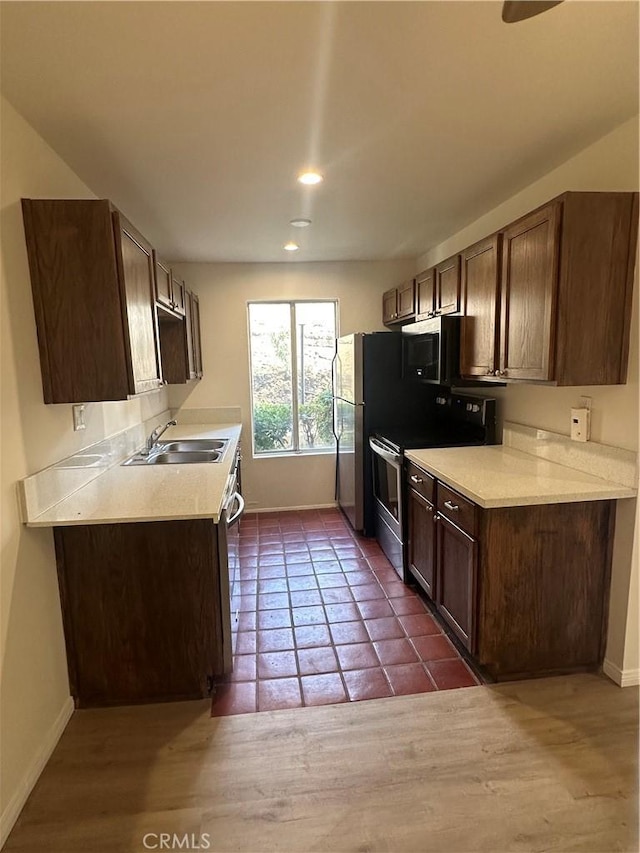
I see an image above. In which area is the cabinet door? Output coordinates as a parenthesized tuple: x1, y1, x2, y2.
(191, 293, 203, 378)
(416, 268, 435, 319)
(154, 256, 173, 310)
(435, 255, 461, 315)
(499, 203, 560, 380)
(460, 235, 501, 377)
(382, 288, 397, 324)
(407, 488, 436, 599)
(21, 198, 131, 403)
(436, 514, 477, 652)
(396, 279, 415, 319)
(171, 273, 186, 316)
(113, 213, 163, 394)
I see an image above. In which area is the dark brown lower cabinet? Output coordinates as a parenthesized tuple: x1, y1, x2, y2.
(407, 487, 436, 599)
(476, 501, 614, 679)
(436, 514, 477, 653)
(406, 466, 615, 681)
(54, 519, 230, 707)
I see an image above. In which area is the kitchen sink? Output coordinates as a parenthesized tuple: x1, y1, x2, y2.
(123, 446, 225, 466)
(161, 439, 228, 452)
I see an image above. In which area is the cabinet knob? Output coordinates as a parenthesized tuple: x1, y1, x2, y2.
(495, 369, 508, 377)
(444, 500, 459, 511)
(426, 505, 433, 513)
(486, 367, 493, 375)
(410, 475, 423, 484)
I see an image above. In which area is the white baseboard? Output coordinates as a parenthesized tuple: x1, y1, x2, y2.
(0, 696, 74, 849)
(603, 658, 640, 687)
(249, 503, 338, 514)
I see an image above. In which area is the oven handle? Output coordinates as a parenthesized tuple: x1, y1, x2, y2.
(369, 437, 402, 469)
(226, 492, 245, 528)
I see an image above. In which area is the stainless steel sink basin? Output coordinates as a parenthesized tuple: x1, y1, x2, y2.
(161, 439, 228, 452)
(123, 446, 224, 466)
(150, 450, 222, 464)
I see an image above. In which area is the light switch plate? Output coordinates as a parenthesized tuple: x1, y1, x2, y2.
(73, 404, 86, 431)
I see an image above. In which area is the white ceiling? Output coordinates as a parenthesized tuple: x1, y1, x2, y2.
(1, 1, 638, 263)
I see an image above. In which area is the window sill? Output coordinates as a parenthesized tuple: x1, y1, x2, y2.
(252, 448, 336, 461)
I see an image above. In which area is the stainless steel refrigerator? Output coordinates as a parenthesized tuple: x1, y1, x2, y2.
(332, 332, 434, 536)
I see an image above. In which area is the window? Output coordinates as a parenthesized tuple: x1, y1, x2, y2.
(248, 301, 337, 455)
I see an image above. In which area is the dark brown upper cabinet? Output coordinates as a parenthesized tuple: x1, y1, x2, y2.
(154, 255, 187, 320)
(154, 255, 173, 311)
(460, 235, 501, 378)
(498, 192, 637, 385)
(415, 268, 435, 320)
(382, 280, 415, 326)
(157, 285, 203, 385)
(171, 272, 186, 316)
(22, 199, 163, 403)
(499, 202, 560, 381)
(434, 254, 461, 315)
(382, 288, 397, 324)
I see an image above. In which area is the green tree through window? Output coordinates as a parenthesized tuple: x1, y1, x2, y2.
(248, 301, 337, 455)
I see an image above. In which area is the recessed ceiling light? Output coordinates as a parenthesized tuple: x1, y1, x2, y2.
(289, 218, 312, 228)
(297, 171, 323, 186)
(284, 242, 299, 252)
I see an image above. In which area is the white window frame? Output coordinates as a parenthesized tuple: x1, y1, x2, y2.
(247, 299, 339, 458)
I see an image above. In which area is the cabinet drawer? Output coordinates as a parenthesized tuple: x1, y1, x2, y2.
(406, 463, 435, 503)
(437, 482, 477, 536)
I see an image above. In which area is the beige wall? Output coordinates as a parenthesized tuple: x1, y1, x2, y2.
(169, 259, 415, 510)
(0, 97, 168, 831)
(416, 115, 640, 679)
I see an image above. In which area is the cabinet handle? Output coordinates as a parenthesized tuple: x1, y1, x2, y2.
(427, 505, 433, 513)
(495, 369, 508, 377)
(486, 367, 494, 375)
(410, 475, 423, 484)
(444, 500, 459, 511)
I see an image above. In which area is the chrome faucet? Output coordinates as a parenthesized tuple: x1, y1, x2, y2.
(144, 419, 177, 455)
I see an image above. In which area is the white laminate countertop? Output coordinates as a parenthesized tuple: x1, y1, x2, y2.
(25, 424, 242, 527)
(405, 445, 637, 509)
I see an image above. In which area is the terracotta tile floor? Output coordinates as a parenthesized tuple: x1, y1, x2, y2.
(212, 508, 480, 716)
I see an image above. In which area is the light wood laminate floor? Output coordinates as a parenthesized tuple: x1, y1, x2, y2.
(5, 674, 638, 852)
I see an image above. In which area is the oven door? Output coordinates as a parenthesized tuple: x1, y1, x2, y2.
(369, 437, 404, 580)
(370, 438, 401, 520)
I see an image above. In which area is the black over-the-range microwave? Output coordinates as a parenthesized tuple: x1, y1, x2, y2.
(401, 315, 461, 386)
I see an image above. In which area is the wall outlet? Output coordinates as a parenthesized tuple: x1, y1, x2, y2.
(570, 407, 590, 442)
(72, 404, 86, 431)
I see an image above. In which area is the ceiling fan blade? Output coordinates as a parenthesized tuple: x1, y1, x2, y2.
(502, 1, 564, 23)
